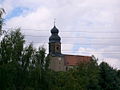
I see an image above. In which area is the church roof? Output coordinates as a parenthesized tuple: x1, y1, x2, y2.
(51, 26, 59, 33)
(49, 25, 61, 43)
(63, 54, 92, 66)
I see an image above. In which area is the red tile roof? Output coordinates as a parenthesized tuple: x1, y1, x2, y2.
(64, 54, 92, 66)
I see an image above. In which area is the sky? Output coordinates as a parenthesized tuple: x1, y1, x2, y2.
(0, 0, 120, 69)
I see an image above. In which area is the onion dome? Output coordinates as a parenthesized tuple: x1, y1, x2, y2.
(51, 26, 59, 33)
(49, 26, 61, 43)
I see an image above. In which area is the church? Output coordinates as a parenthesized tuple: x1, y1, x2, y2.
(48, 25, 92, 71)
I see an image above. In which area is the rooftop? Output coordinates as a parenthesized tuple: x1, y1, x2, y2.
(63, 54, 92, 66)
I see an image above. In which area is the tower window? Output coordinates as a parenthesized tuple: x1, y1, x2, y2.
(56, 47, 59, 50)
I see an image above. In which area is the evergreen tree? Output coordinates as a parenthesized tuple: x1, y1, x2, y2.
(99, 62, 120, 90)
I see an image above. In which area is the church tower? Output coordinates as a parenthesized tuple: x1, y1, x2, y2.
(48, 25, 92, 71)
(49, 25, 61, 56)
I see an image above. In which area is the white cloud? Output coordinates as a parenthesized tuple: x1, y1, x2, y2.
(77, 47, 120, 69)
(5, 7, 52, 28)
(102, 58, 120, 69)
(1, 0, 120, 69)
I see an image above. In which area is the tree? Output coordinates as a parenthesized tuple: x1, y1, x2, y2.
(0, 28, 25, 65)
(0, 8, 5, 35)
(75, 59, 100, 90)
(0, 29, 50, 90)
(99, 62, 120, 90)
(50, 58, 100, 90)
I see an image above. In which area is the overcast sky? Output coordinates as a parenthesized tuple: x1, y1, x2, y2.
(0, 0, 120, 69)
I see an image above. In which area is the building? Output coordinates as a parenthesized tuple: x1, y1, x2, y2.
(48, 25, 92, 71)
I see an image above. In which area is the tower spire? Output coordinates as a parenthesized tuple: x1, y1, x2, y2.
(49, 21, 61, 56)
(54, 18, 56, 26)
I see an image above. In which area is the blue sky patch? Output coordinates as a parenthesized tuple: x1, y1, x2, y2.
(0, 0, 4, 3)
(5, 7, 29, 20)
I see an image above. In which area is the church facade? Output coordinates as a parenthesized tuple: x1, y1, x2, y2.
(48, 25, 92, 71)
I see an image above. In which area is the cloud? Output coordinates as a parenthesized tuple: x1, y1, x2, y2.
(102, 58, 120, 69)
(5, 7, 52, 28)
(77, 47, 120, 69)
(1, 0, 120, 69)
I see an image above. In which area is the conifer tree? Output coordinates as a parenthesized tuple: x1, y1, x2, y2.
(99, 62, 120, 90)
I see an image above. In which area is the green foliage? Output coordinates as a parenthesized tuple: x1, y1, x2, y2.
(0, 29, 25, 65)
(99, 62, 120, 90)
(0, 29, 50, 90)
(77, 60, 100, 90)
